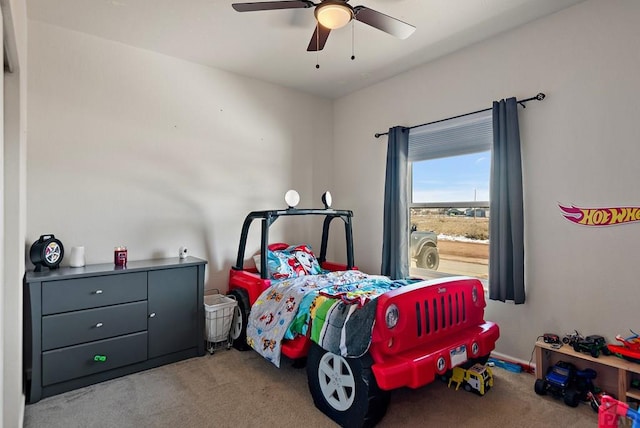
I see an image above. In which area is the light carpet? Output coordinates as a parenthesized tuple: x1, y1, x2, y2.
(24, 349, 598, 427)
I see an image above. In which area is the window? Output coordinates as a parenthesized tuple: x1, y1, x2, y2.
(408, 110, 492, 281)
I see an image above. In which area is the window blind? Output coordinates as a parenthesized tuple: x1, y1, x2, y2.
(408, 109, 492, 162)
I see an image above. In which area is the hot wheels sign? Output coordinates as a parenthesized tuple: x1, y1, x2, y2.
(559, 204, 640, 226)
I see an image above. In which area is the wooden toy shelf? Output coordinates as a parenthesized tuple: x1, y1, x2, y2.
(535, 340, 640, 403)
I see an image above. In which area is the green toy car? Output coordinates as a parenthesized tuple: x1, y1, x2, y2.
(572, 335, 611, 358)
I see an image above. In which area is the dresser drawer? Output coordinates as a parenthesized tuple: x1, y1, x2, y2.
(42, 301, 148, 351)
(42, 272, 147, 314)
(42, 332, 148, 386)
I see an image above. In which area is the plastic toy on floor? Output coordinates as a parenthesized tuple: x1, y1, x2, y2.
(598, 395, 639, 428)
(487, 357, 522, 373)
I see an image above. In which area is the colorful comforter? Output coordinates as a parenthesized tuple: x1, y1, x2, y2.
(245, 270, 409, 367)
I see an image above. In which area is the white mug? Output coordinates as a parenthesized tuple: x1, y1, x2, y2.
(69, 246, 86, 267)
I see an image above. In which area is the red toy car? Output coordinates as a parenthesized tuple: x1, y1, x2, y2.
(227, 192, 500, 427)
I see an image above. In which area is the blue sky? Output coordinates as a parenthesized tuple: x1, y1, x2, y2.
(412, 151, 491, 203)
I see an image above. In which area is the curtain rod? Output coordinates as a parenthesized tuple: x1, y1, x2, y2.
(374, 92, 546, 138)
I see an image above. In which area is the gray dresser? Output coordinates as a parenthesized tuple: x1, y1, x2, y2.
(24, 256, 207, 403)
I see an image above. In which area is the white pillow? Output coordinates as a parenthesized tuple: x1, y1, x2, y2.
(253, 254, 261, 272)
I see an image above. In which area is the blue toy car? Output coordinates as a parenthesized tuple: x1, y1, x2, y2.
(534, 361, 581, 407)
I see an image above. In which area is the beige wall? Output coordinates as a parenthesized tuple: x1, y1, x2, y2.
(332, 0, 640, 362)
(2, 0, 28, 426)
(27, 21, 333, 293)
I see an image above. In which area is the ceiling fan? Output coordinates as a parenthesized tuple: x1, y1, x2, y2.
(231, 0, 416, 52)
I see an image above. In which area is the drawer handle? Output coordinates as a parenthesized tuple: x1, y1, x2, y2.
(149, 312, 156, 318)
(94, 290, 103, 295)
(93, 355, 107, 362)
(95, 322, 103, 328)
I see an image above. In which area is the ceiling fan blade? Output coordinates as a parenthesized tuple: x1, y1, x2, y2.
(353, 6, 415, 39)
(307, 24, 331, 51)
(232, 1, 313, 12)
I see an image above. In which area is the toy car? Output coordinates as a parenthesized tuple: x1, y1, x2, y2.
(574, 368, 598, 402)
(227, 191, 500, 427)
(562, 330, 583, 345)
(447, 363, 494, 396)
(534, 361, 581, 407)
(572, 335, 611, 358)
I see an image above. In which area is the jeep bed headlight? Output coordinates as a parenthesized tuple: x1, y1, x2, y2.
(385, 304, 399, 329)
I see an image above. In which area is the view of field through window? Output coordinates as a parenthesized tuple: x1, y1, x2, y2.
(410, 151, 491, 280)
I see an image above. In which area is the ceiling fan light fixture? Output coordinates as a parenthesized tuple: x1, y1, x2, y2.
(315, 2, 353, 30)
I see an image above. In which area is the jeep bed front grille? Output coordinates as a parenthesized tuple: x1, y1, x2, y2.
(415, 290, 467, 337)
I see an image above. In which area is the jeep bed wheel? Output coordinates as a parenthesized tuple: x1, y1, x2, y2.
(307, 343, 389, 427)
(417, 246, 439, 270)
(534, 379, 547, 395)
(227, 290, 251, 351)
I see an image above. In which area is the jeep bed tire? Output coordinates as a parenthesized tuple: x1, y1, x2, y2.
(307, 342, 389, 427)
(227, 289, 251, 351)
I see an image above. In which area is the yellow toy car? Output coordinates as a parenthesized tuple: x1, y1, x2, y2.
(448, 363, 494, 396)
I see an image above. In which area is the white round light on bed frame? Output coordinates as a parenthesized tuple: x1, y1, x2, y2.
(322, 191, 332, 209)
(285, 189, 300, 208)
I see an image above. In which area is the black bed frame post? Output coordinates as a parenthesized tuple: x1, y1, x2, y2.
(319, 213, 355, 269)
(345, 215, 354, 269)
(260, 216, 270, 279)
(319, 215, 332, 264)
(235, 215, 254, 270)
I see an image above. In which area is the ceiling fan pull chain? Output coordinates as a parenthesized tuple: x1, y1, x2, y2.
(316, 22, 320, 69)
(351, 20, 356, 60)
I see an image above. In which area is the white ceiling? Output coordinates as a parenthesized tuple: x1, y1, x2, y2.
(27, 0, 585, 99)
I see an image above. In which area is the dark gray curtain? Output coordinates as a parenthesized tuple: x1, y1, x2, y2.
(381, 126, 409, 279)
(489, 98, 525, 304)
